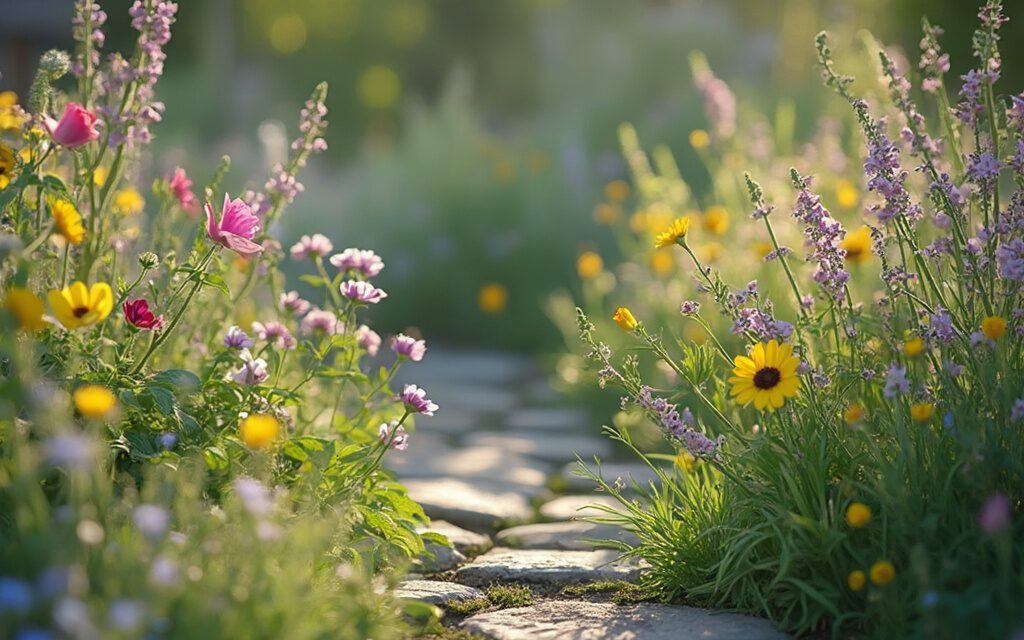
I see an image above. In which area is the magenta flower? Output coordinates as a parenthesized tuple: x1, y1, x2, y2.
(378, 421, 409, 451)
(300, 309, 340, 335)
(341, 280, 387, 305)
(390, 334, 426, 361)
(223, 325, 255, 349)
(279, 291, 311, 316)
(251, 321, 296, 350)
(329, 248, 384, 278)
(44, 102, 100, 148)
(978, 493, 1011, 535)
(357, 325, 381, 356)
(168, 167, 197, 210)
(401, 384, 438, 416)
(205, 193, 263, 257)
(290, 234, 334, 260)
(123, 299, 164, 331)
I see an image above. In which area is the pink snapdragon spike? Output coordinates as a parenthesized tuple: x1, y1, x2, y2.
(44, 102, 100, 148)
(205, 193, 264, 257)
(168, 167, 197, 210)
(123, 299, 164, 331)
(391, 333, 426, 361)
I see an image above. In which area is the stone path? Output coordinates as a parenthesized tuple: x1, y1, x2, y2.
(390, 348, 789, 639)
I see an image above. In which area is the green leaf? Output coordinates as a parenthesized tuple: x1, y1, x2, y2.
(201, 273, 231, 296)
(151, 369, 201, 393)
(203, 446, 229, 471)
(299, 274, 326, 287)
(143, 386, 176, 415)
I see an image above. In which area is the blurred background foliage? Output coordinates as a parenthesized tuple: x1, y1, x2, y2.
(3, 0, 1022, 350)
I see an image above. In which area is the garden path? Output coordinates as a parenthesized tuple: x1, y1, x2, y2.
(387, 347, 790, 639)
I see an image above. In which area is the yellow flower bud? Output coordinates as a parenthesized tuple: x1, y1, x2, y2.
(845, 502, 872, 528)
(612, 307, 638, 332)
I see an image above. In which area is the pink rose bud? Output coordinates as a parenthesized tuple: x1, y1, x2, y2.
(44, 102, 101, 148)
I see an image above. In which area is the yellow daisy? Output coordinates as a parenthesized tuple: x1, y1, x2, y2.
(0, 142, 15, 179)
(113, 187, 145, 215)
(48, 281, 113, 329)
(4, 287, 46, 331)
(703, 206, 729, 235)
(840, 225, 872, 264)
(73, 385, 118, 418)
(654, 216, 691, 249)
(51, 199, 85, 245)
(239, 414, 280, 449)
(729, 340, 801, 411)
(576, 251, 603, 280)
(478, 283, 508, 314)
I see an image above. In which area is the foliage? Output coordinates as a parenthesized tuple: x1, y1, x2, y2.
(567, 2, 1024, 637)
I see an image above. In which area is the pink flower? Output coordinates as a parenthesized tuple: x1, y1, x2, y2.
(168, 167, 197, 210)
(251, 320, 296, 350)
(378, 421, 409, 451)
(401, 384, 438, 416)
(301, 309, 340, 335)
(205, 193, 263, 257)
(279, 291, 311, 316)
(330, 248, 384, 278)
(44, 102, 100, 148)
(390, 333, 426, 361)
(357, 325, 381, 355)
(340, 280, 387, 305)
(289, 234, 333, 260)
(123, 299, 164, 331)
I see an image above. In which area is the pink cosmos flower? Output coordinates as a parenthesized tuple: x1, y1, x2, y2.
(401, 384, 438, 416)
(44, 102, 100, 148)
(357, 325, 381, 355)
(279, 291, 311, 316)
(123, 299, 164, 331)
(205, 193, 263, 257)
(168, 167, 197, 211)
(224, 325, 255, 349)
(251, 320, 297, 350)
(378, 421, 409, 451)
(341, 280, 387, 305)
(289, 233, 333, 260)
(329, 248, 384, 278)
(301, 309, 340, 335)
(390, 333, 426, 361)
(228, 349, 268, 385)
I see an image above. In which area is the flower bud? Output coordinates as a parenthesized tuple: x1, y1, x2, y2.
(138, 251, 159, 270)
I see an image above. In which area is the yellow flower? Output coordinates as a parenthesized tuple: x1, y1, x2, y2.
(981, 315, 1006, 340)
(239, 414, 280, 449)
(840, 225, 872, 264)
(0, 142, 14, 179)
(593, 203, 620, 225)
(902, 337, 925, 358)
(675, 451, 696, 473)
(612, 307, 638, 332)
(654, 216, 691, 249)
(478, 283, 508, 314)
(51, 199, 85, 245)
(910, 402, 935, 423)
(0, 91, 26, 131)
(836, 179, 859, 209)
(4, 287, 46, 331)
(869, 560, 895, 586)
(48, 281, 113, 329)
(576, 251, 604, 280)
(113, 188, 145, 215)
(703, 206, 729, 235)
(729, 340, 801, 411)
(93, 166, 107, 186)
(847, 570, 866, 591)
(697, 242, 723, 264)
(0, 174, 9, 190)
(73, 385, 118, 418)
(843, 403, 865, 425)
(689, 129, 710, 149)
(603, 180, 630, 203)
(845, 502, 872, 528)
(650, 249, 673, 276)
(754, 241, 773, 259)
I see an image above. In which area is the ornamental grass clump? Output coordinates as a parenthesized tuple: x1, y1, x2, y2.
(571, 2, 1024, 637)
(0, 2, 438, 636)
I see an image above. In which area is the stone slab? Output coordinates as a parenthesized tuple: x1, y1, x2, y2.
(460, 600, 790, 639)
(505, 407, 591, 431)
(455, 548, 642, 586)
(395, 580, 485, 606)
(462, 431, 611, 463)
(495, 521, 639, 550)
(538, 494, 622, 521)
(403, 479, 535, 531)
(388, 446, 552, 489)
(418, 520, 493, 556)
(415, 543, 467, 573)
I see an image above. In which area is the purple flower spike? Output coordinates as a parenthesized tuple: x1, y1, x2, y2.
(391, 334, 426, 361)
(341, 280, 387, 305)
(401, 384, 438, 416)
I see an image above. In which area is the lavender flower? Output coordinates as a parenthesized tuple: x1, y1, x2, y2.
(691, 55, 736, 139)
(279, 290, 311, 316)
(956, 68, 998, 126)
(357, 325, 381, 355)
(289, 233, 333, 260)
(1011, 398, 1024, 422)
(378, 421, 409, 451)
(926, 307, 957, 343)
(233, 477, 274, 517)
(965, 150, 1003, 187)
(996, 238, 1024, 280)
(251, 321, 296, 350)
(301, 309, 340, 335)
(391, 333, 426, 361)
(223, 325, 254, 349)
(732, 308, 793, 342)
(132, 504, 170, 539)
(862, 122, 921, 225)
(978, 493, 1011, 535)
(883, 364, 910, 399)
(330, 248, 385, 278)
(228, 349, 268, 385)
(635, 386, 721, 457)
(70, 1, 107, 74)
(401, 384, 438, 416)
(791, 173, 850, 301)
(679, 300, 701, 316)
(341, 280, 387, 304)
(44, 433, 97, 470)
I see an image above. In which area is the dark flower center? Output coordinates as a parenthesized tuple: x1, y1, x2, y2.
(846, 246, 863, 259)
(72, 306, 90, 318)
(753, 366, 781, 390)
